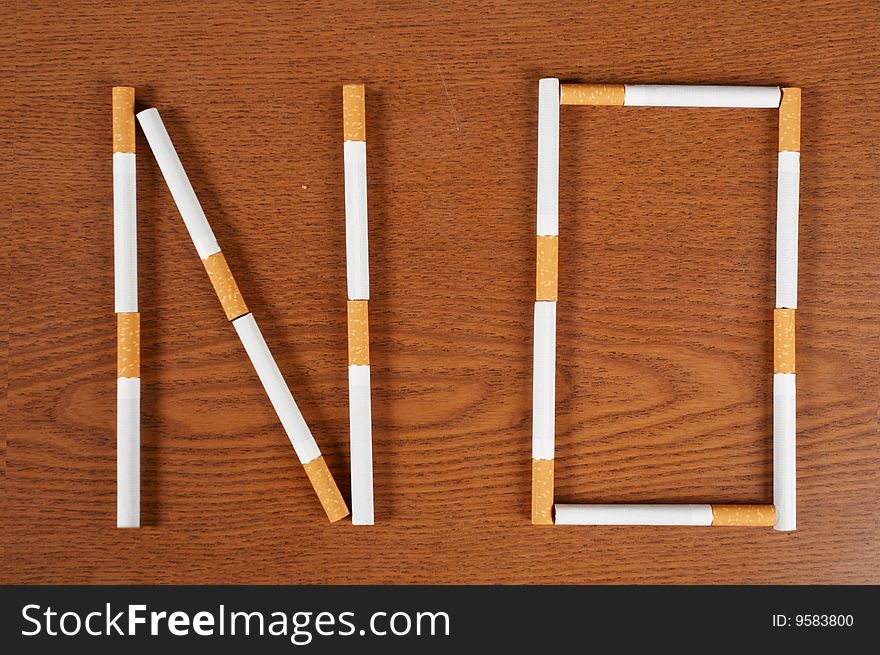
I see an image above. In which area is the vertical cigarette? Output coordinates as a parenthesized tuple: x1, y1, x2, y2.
(136, 108, 348, 522)
(532, 78, 560, 525)
(343, 84, 374, 525)
(774, 88, 801, 532)
(113, 86, 139, 528)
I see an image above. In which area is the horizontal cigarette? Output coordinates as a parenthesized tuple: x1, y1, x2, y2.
(532, 459, 554, 525)
(560, 83, 624, 106)
(711, 504, 777, 527)
(303, 455, 350, 523)
(349, 365, 374, 525)
(342, 84, 366, 142)
(231, 313, 321, 465)
(347, 300, 370, 365)
(555, 504, 714, 526)
(774, 309, 796, 374)
(117, 312, 140, 378)
(532, 301, 556, 461)
(773, 373, 796, 531)
(624, 85, 781, 108)
(344, 140, 369, 300)
(778, 88, 801, 152)
(536, 78, 560, 237)
(112, 87, 136, 153)
(775, 151, 800, 309)
(202, 251, 249, 321)
(535, 235, 558, 301)
(113, 152, 138, 313)
(136, 108, 220, 259)
(117, 377, 140, 528)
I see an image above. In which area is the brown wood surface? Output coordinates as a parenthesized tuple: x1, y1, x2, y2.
(4, 1, 878, 584)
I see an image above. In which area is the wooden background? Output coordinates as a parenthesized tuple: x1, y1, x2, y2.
(4, 1, 878, 584)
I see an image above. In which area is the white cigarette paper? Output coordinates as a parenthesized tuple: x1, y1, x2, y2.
(536, 78, 560, 236)
(348, 364, 374, 525)
(135, 108, 220, 259)
(555, 504, 714, 526)
(232, 313, 321, 465)
(113, 153, 138, 313)
(532, 301, 557, 460)
(623, 85, 781, 108)
(773, 373, 796, 531)
(775, 151, 800, 309)
(116, 377, 140, 528)
(344, 140, 370, 300)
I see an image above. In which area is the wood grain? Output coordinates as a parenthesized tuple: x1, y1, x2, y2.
(3, 0, 878, 584)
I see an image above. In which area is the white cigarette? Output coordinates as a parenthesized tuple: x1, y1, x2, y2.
(232, 313, 321, 464)
(348, 365, 374, 524)
(532, 301, 556, 461)
(343, 84, 374, 525)
(536, 78, 560, 237)
(344, 140, 369, 301)
(773, 373, 797, 531)
(135, 108, 220, 260)
(775, 151, 800, 309)
(113, 154, 137, 314)
(623, 85, 781, 108)
(113, 86, 139, 528)
(116, 377, 140, 528)
(555, 504, 714, 526)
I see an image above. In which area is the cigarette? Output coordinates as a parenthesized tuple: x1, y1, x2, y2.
(555, 504, 777, 526)
(343, 84, 374, 525)
(113, 86, 139, 529)
(536, 79, 559, 237)
(774, 88, 801, 532)
(561, 84, 781, 108)
(532, 79, 560, 524)
(622, 85, 780, 108)
(136, 108, 348, 523)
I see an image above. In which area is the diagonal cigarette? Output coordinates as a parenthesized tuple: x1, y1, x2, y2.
(136, 108, 349, 522)
(343, 84, 375, 525)
(113, 86, 140, 528)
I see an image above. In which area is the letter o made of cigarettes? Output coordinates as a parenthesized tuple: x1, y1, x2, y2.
(533, 80, 801, 530)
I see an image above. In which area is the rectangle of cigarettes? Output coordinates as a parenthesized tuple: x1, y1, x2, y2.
(137, 107, 349, 523)
(113, 86, 140, 529)
(343, 84, 375, 525)
(535, 80, 801, 530)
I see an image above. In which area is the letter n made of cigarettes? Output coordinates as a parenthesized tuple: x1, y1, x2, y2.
(532, 80, 801, 530)
(127, 104, 349, 523)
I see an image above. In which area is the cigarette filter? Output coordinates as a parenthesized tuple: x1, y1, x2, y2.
(560, 84, 624, 106)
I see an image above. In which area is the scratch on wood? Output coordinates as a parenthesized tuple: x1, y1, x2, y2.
(436, 64, 461, 133)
